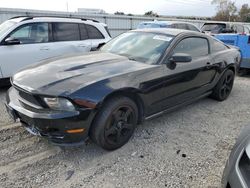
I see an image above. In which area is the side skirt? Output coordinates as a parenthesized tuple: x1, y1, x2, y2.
(145, 91, 212, 120)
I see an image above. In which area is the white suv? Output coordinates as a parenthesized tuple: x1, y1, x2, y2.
(0, 16, 112, 83)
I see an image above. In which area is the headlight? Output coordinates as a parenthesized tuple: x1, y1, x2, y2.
(43, 97, 75, 111)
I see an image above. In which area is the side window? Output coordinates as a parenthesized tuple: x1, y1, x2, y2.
(171, 24, 177, 29)
(177, 24, 188, 30)
(79, 24, 88, 40)
(237, 25, 244, 33)
(212, 39, 228, 52)
(53, 23, 80, 42)
(85, 24, 104, 39)
(187, 24, 199, 32)
(244, 26, 250, 34)
(9, 23, 49, 44)
(173, 37, 209, 58)
(232, 25, 237, 33)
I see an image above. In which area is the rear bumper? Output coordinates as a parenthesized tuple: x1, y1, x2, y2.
(6, 87, 96, 146)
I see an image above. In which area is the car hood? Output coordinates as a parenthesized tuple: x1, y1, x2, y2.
(12, 52, 153, 96)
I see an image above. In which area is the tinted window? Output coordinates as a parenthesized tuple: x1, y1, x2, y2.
(201, 23, 226, 34)
(86, 24, 104, 39)
(171, 24, 177, 29)
(173, 37, 209, 58)
(104, 26, 112, 37)
(176, 23, 188, 30)
(244, 26, 250, 34)
(53, 23, 80, 41)
(212, 39, 228, 52)
(9, 23, 49, 44)
(79, 24, 88, 40)
(236, 25, 244, 33)
(187, 24, 200, 32)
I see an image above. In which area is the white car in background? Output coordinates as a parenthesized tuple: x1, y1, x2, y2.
(0, 16, 112, 85)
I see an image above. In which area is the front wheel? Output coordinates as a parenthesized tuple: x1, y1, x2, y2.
(210, 69, 235, 101)
(90, 96, 138, 150)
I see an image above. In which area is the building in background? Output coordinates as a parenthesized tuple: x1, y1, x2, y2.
(77, 8, 106, 14)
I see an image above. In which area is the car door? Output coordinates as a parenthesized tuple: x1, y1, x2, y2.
(0, 22, 53, 78)
(161, 36, 217, 109)
(50, 22, 92, 55)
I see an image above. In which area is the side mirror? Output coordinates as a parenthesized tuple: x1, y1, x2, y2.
(4, 37, 21, 45)
(169, 53, 192, 63)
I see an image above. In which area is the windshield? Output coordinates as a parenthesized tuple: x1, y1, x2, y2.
(0, 20, 16, 37)
(101, 32, 173, 64)
(201, 24, 226, 33)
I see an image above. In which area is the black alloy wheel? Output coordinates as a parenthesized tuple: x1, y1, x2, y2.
(218, 72, 234, 99)
(104, 106, 136, 146)
(90, 96, 138, 150)
(211, 69, 235, 101)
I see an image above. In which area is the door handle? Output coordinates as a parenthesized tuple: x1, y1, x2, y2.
(40, 46, 49, 50)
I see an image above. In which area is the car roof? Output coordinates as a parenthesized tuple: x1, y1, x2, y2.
(139, 21, 197, 26)
(132, 28, 199, 36)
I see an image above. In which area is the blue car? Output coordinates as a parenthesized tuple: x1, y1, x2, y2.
(137, 21, 201, 32)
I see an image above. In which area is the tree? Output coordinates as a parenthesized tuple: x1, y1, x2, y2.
(239, 4, 250, 22)
(211, 0, 237, 21)
(144, 11, 159, 17)
(114, 11, 125, 15)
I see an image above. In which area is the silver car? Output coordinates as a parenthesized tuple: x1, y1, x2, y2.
(222, 125, 250, 188)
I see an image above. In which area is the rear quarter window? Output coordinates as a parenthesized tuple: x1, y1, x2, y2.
(86, 24, 104, 39)
(212, 39, 228, 52)
(175, 23, 188, 30)
(187, 24, 199, 32)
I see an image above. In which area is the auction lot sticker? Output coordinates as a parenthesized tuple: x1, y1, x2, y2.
(153, 35, 173, 41)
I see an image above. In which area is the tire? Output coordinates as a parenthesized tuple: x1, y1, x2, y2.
(211, 69, 235, 101)
(90, 96, 138, 150)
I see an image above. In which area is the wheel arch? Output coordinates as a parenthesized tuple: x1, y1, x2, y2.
(98, 88, 145, 124)
(226, 64, 236, 74)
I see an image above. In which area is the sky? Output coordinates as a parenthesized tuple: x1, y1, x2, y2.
(0, 0, 248, 17)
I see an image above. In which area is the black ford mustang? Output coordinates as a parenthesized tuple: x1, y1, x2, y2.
(6, 29, 240, 150)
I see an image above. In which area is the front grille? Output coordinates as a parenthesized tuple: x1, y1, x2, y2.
(13, 86, 44, 110)
(18, 90, 41, 107)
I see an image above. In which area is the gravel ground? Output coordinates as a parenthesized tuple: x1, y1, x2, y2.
(0, 76, 250, 188)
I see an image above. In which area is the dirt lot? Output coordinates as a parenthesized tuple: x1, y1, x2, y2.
(0, 76, 249, 188)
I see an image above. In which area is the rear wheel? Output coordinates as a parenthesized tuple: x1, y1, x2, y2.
(90, 96, 138, 150)
(211, 69, 234, 101)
